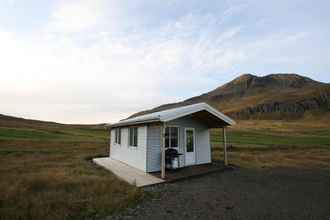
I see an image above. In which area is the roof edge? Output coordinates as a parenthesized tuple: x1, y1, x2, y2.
(162, 103, 236, 126)
(109, 102, 236, 128)
(110, 118, 160, 128)
(205, 103, 236, 125)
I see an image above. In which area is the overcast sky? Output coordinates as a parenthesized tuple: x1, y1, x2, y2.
(1, 0, 330, 123)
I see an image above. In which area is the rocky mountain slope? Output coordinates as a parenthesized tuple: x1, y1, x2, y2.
(131, 73, 330, 120)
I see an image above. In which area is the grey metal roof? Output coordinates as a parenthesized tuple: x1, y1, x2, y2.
(110, 102, 236, 128)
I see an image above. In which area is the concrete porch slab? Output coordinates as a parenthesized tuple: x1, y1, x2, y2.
(92, 157, 164, 187)
(151, 162, 226, 182)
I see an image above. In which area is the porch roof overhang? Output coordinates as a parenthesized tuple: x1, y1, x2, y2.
(109, 103, 236, 128)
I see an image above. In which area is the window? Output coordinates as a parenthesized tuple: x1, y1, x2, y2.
(165, 127, 179, 148)
(186, 129, 194, 152)
(129, 127, 138, 147)
(115, 128, 121, 144)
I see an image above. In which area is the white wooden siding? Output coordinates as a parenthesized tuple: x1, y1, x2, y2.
(109, 116, 212, 173)
(167, 116, 211, 166)
(145, 116, 211, 172)
(110, 126, 147, 171)
(146, 125, 161, 172)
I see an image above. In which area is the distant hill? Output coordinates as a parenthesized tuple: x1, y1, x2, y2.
(130, 73, 330, 120)
(0, 114, 106, 130)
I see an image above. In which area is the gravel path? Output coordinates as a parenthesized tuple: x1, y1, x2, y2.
(108, 167, 330, 220)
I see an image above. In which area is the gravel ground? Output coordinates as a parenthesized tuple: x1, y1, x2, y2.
(107, 167, 330, 220)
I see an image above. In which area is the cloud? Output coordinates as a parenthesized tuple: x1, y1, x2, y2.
(0, 11, 248, 123)
(47, 0, 107, 33)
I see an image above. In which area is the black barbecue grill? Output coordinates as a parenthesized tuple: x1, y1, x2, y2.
(165, 148, 182, 170)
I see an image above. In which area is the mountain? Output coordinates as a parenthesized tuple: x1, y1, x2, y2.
(130, 73, 330, 120)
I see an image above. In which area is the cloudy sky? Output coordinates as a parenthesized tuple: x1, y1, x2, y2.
(1, 0, 330, 123)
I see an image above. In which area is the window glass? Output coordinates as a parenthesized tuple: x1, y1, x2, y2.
(115, 128, 121, 144)
(118, 128, 121, 144)
(165, 127, 179, 148)
(170, 127, 178, 148)
(133, 127, 138, 146)
(186, 130, 194, 152)
(165, 127, 170, 148)
(114, 129, 117, 143)
(129, 127, 138, 147)
(130, 128, 133, 146)
(117, 128, 121, 144)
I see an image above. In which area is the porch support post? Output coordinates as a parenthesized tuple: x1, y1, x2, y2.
(161, 122, 166, 179)
(223, 127, 228, 166)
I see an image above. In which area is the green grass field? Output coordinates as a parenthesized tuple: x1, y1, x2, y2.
(0, 120, 143, 220)
(211, 120, 330, 169)
(1, 116, 330, 220)
(211, 128, 330, 149)
(211, 120, 330, 149)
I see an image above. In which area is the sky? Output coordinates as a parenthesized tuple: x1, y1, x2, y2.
(1, 0, 330, 124)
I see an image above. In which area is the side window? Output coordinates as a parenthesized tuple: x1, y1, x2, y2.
(129, 127, 138, 147)
(170, 127, 178, 148)
(115, 128, 121, 145)
(165, 127, 170, 148)
(114, 129, 117, 144)
(165, 127, 179, 148)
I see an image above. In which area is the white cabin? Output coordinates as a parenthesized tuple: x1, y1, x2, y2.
(109, 103, 235, 177)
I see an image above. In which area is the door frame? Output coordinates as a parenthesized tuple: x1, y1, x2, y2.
(184, 127, 196, 166)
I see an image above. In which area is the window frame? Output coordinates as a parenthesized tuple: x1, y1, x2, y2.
(114, 128, 121, 145)
(184, 127, 195, 153)
(165, 126, 179, 149)
(128, 127, 138, 147)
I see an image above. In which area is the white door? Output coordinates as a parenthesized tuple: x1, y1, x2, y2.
(185, 128, 195, 166)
